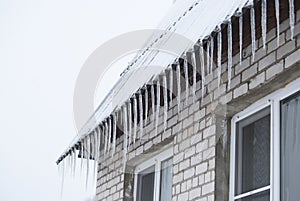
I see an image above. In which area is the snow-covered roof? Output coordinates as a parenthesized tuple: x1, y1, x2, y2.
(58, 0, 252, 162)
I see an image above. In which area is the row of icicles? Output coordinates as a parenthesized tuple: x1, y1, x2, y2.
(57, 0, 296, 195)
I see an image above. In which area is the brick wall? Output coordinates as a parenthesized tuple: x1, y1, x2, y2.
(96, 9, 300, 201)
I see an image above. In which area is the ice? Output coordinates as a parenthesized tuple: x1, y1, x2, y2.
(227, 20, 233, 89)
(122, 105, 128, 171)
(169, 68, 173, 101)
(250, 3, 256, 62)
(289, 0, 295, 40)
(69, 148, 73, 177)
(155, 79, 161, 135)
(176, 62, 181, 119)
(184, 56, 189, 106)
(239, 13, 243, 65)
(275, 0, 280, 46)
(60, 160, 65, 198)
(104, 121, 107, 154)
(163, 74, 168, 132)
(217, 26, 222, 87)
(151, 82, 155, 123)
(80, 139, 84, 176)
(200, 43, 205, 98)
(85, 135, 90, 189)
(112, 114, 117, 157)
(73, 147, 76, 178)
(192, 51, 197, 102)
(262, 0, 267, 49)
(139, 92, 144, 138)
(92, 132, 97, 184)
(107, 117, 112, 154)
(144, 86, 148, 124)
(210, 36, 214, 74)
(206, 40, 210, 74)
(128, 101, 132, 147)
(133, 96, 138, 144)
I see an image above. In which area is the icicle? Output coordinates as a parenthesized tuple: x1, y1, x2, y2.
(69, 149, 73, 177)
(92, 132, 97, 184)
(85, 135, 90, 189)
(275, 0, 280, 46)
(200, 43, 205, 97)
(262, 0, 267, 49)
(73, 147, 76, 178)
(210, 36, 214, 74)
(97, 126, 102, 158)
(139, 91, 144, 138)
(163, 74, 168, 132)
(104, 121, 107, 153)
(80, 138, 84, 175)
(176, 62, 181, 119)
(107, 117, 112, 153)
(206, 40, 210, 74)
(60, 160, 65, 198)
(112, 113, 117, 157)
(144, 86, 148, 124)
(192, 51, 197, 102)
(155, 79, 161, 135)
(184, 56, 189, 105)
(228, 20, 233, 89)
(151, 83, 155, 122)
(217, 26, 222, 87)
(122, 105, 128, 171)
(128, 102, 132, 147)
(169, 68, 173, 100)
(250, 3, 256, 62)
(239, 13, 243, 65)
(289, 0, 295, 40)
(133, 96, 138, 144)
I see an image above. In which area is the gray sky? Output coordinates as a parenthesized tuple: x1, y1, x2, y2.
(0, 0, 172, 200)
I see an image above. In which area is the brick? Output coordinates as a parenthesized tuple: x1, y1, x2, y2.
(196, 162, 208, 175)
(266, 61, 284, 80)
(235, 57, 250, 75)
(242, 63, 258, 81)
(285, 48, 300, 68)
(233, 84, 248, 98)
(267, 32, 285, 54)
(191, 153, 203, 166)
(173, 172, 183, 184)
(258, 52, 276, 71)
(202, 182, 214, 195)
(178, 192, 189, 200)
(179, 159, 190, 171)
(203, 147, 215, 160)
(184, 167, 195, 179)
(249, 72, 265, 89)
(276, 40, 296, 60)
(196, 139, 208, 153)
(184, 146, 196, 159)
(194, 108, 206, 121)
(189, 187, 201, 200)
(203, 125, 216, 139)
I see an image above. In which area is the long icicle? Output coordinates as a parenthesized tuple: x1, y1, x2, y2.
(275, 0, 280, 46)
(122, 105, 128, 172)
(128, 101, 132, 147)
(155, 79, 161, 135)
(163, 74, 168, 132)
(217, 26, 222, 87)
(184, 56, 189, 106)
(176, 62, 181, 120)
(151, 83, 155, 123)
(250, 3, 256, 62)
(262, 0, 267, 49)
(107, 117, 112, 154)
(210, 36, 214, 74)
(69, 148, 73, 177)
(112, 113, 117, 157)
(85, 135, 90, 189)
(80, 138, 84, 176)
(60, 160, 65, 198)
(133, 96, 138, 144)
(139, 91, 144, 138)
(206, 40, 210, 74)
(144, 86, 148, 124)
(169, 68, 173, 101)
(104, 122, 107, 153)
(239, 12, 243, 65)
(228, 20, 233, 89)
(92, 132, 97, 184)
(192, 51, 197, 102)
(73, 147, 76, 178)
(289, 0, 295, 40)
(200, 42, 205, 98)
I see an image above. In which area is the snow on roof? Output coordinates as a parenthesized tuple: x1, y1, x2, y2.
(59, 0, 250, 160)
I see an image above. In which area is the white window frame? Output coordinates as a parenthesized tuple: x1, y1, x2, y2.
(134, 147, 173, 201)
(229, 77, 300, 201)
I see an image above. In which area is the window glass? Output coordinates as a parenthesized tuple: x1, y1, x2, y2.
(160, 157, 173, 201)
(281, 92, 300, 201)
(235, 107, 270, 196)
(137, 166, 155, 201)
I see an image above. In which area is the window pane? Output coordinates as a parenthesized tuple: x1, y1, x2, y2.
(281, 92, 300, 201)
(160, 157, 173, 201)
(235, 107, 270, 195)
(137, 166, 155, 201)
(236, 190, 270, 201)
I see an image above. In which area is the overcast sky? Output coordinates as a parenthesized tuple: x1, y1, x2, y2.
(0, 0, 172, 200)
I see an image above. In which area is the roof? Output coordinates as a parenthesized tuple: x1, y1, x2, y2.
(58, 0, 251, 162)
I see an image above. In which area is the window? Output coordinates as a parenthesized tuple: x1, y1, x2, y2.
(230, 78, 300, 201)
(134, 148, 173, 201)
